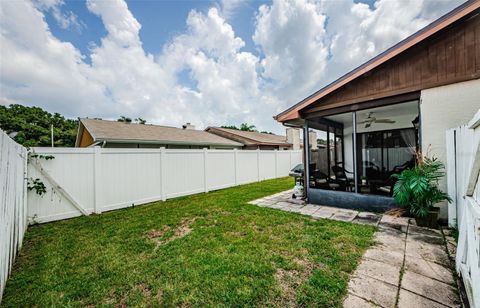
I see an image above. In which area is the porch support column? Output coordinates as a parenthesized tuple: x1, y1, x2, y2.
(326, 126, 331, 179)
(303, 122, 310, 199)
(352, 112, 358, 193)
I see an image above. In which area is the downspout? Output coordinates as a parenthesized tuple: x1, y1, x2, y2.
(417, 99, 422, 152)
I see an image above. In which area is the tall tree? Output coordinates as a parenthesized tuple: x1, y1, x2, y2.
(135, 117, 146, 124)
(0, 104, 78, 147)
(221, 123, 257, 132)
(117, 116, 132, 123)
(239, 123, 256, 131)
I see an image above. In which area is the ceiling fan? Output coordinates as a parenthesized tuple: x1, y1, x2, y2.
(358, 112, 396, 128)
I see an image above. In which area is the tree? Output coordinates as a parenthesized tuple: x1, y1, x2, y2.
(239, 123, 256, 132)
(135, 117, 146, 124)
(220, 125, 238, 130)
(117, 116, 132, 123)
(0, 104, 78, 147)
(221, 123, 257, 132)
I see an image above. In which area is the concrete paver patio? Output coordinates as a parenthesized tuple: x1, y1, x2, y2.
(249, 190, 461, 308)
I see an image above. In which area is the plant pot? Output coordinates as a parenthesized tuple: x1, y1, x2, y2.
(415, 207, 440, 229)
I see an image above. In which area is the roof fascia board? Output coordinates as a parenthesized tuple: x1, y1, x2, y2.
(207, 127, 289, 146)
(79, 119, 98, 141)
(74, 119, 83, 147)
(93, 138, 243, 147)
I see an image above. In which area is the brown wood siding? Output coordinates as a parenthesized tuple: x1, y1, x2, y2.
(302, 12, 480, 115)
(79, 129, 94, 147)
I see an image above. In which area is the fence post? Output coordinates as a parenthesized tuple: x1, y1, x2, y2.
(274, 150, 278, 178)
(257, 148, 261, 182)
(22, 148, 28, 237)
(160, 147, 166, 201)
(203, 148, 209, 192)
(234, 148, 238, 185)
(93, 146, 102, 214)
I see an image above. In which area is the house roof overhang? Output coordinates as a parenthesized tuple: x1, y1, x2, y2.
(91, 138, 243, 147)
(274, 0, 480, 123)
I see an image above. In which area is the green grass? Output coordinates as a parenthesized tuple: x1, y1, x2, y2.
(2, 177, 375, 307)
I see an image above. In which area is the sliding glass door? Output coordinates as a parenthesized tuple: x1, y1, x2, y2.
(356, 128, 417, 195)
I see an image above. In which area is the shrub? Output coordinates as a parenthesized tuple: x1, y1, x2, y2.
(393, 155, 451, 217)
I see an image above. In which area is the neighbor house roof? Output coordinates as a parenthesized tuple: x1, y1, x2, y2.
(275, 0, 480, 122)
(75, 119, 243, 147)
(205, 127, 291, 147)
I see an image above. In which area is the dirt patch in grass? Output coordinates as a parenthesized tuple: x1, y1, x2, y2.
(148, 218, 197, 250)
(136, 283, 152, 297)
(274, 257, 316, 306)
(147, 226, 170, 239)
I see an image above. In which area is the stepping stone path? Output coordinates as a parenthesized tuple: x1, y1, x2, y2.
(249, 190, 461, 308)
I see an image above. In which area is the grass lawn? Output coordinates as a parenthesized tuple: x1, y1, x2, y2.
(2, 177, 375, 307)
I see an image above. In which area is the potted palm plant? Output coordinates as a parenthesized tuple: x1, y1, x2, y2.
(392, 155, 451, 228)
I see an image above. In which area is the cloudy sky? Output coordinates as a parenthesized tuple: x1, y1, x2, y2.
(0, 0, 465, 133)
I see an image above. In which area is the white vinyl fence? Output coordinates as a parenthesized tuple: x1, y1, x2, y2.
(27, 147, 302, 224)
(0, 131, 28, 301)
(446, 110, 480, 308)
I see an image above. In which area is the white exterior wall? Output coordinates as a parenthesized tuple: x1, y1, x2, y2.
(421, 79, 480, 219)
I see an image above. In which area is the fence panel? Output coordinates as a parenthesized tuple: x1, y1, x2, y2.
(0, 130, 27, 302)
(446, 110, 480, 308)
(206, 150, 236, 191)
(26, 148, 303, 224)
(236, 151, 260, 184)
(276, 151, 293, 177)
(164, 150, 205, 198)
(259, 151, 276, 180)
(27, 148, 95, 222)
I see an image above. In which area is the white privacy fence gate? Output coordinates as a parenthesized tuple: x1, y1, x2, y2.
(27, 147, 302, 224)
(0, 131, 28, 302)
(446, 110, 480, 308)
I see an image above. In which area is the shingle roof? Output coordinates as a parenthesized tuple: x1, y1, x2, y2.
(205, 127, 290, 146)
(79, 119, 243, 147)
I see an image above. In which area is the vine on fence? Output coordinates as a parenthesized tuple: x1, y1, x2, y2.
(27, 178, 47, 195)
(28, 153, 55, 162)
(27, 152, 55, 196)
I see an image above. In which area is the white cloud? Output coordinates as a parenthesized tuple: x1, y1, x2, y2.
(219, 0, 246, 19)
(0, 0, 466, 134)
(33, 0, 85, 32)
(253, 0, 465, 109)
(0, 0, 108, 116)
(253, 0, 329, 103)
(86, 0, 140, 47)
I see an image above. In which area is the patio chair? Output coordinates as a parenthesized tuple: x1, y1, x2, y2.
(331, 165, 355, 192)
(378, 158, 415, 196)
